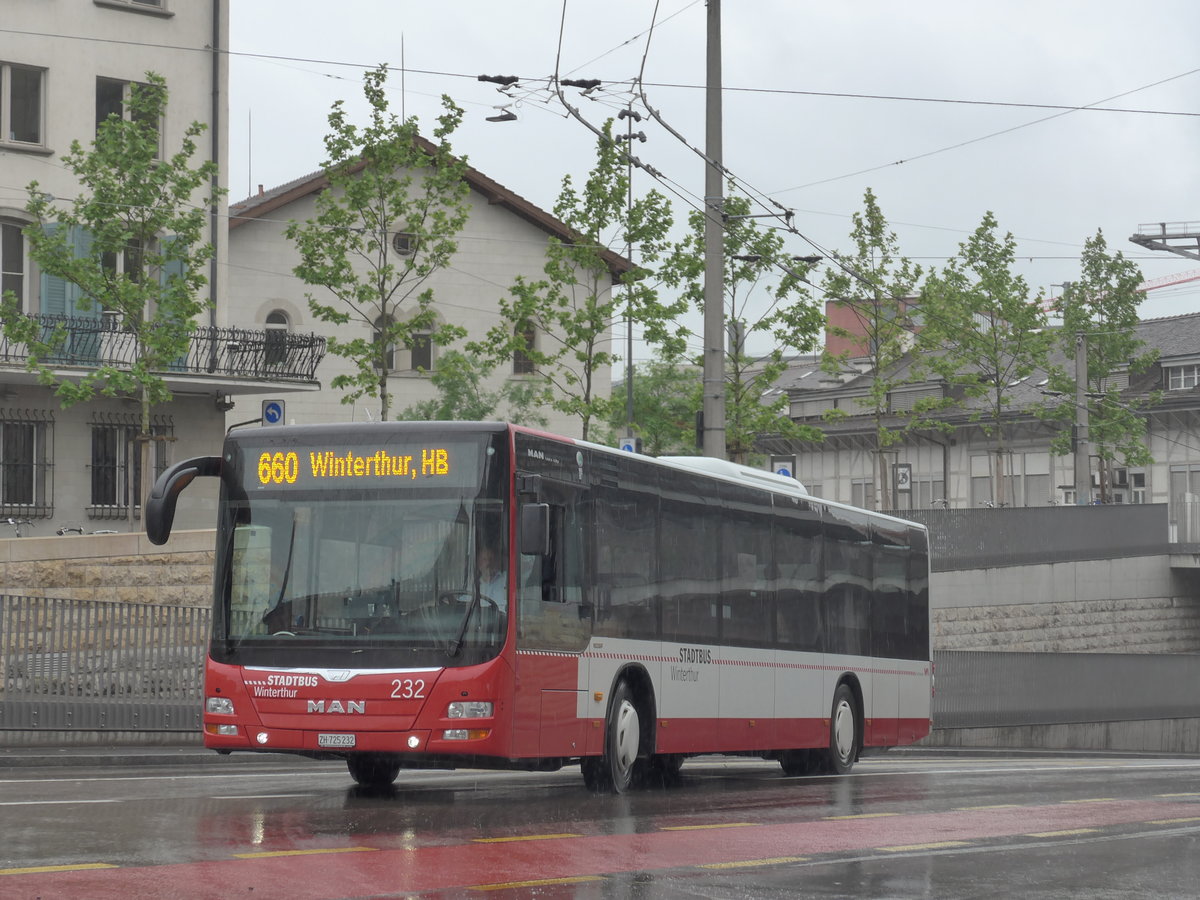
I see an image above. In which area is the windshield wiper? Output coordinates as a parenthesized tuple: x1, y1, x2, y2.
(447, 592, 481, 658)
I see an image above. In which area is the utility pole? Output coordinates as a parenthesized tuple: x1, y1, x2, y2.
(701, 0, 725, 459)
(1074, 331, 1090, 504)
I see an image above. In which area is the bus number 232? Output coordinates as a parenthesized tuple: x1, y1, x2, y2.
(392, 679, 426, 699)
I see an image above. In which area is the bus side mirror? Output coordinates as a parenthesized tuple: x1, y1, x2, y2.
(146, 456, 222, 545)
(520, 503, 550, 556)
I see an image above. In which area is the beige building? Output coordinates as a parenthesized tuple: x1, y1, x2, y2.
(1, 1, 319, 536)
(226, 160, 626, 437)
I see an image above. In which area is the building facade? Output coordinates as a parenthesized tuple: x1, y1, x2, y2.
(765, 313, 1200, 541)
(1, 1, 320, 536)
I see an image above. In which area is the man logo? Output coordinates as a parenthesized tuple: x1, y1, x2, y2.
(307, 700, 366, 714)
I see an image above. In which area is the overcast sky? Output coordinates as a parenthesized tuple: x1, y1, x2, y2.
(229, 1, 1200, 360)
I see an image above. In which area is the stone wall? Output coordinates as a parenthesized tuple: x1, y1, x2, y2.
(931, 555, 1200, 652)
(0, 529, 214, 607)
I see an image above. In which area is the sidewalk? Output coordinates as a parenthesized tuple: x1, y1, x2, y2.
(0, 744, 229, 768)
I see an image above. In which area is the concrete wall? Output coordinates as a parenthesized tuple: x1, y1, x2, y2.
(931, 556, 1200, 652)
(929, 719, 1200, 755)
(0, 529, 214, 607)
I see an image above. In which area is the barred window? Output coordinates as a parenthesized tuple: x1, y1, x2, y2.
(89, 415, 172, 517)
(0, 411, 52, 515)
(513, 323, 536, 375)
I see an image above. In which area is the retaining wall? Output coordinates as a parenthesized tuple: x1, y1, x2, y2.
(0, 529, 214, 607)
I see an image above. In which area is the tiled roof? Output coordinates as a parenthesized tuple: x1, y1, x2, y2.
(229, 136, 632, 278)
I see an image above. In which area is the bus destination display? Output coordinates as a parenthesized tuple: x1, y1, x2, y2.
(250, 445, 470, 489)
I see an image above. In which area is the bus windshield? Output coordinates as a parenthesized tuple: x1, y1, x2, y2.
(211, 430, 509, 667)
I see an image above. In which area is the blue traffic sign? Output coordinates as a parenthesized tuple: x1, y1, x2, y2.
(262, 400, 284, 425)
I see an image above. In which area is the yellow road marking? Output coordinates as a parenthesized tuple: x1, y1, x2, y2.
(1, 863, 117, 876)
(878, 841, 972, 853)
(473, 833, 581, 843)
(955, 804, 1021, 810)
(1159, 792, 1200, 798)
(234, 847, 377, 859)
(702, 856, 809, 869)
(661, 823, 756, 831)
(1026, 828, 1099, 838)
(1148, 817, 1200, 825)
(825, 813, 900, 820)
(470, 876, 602, 890)
(1063, 798, 1114, 804)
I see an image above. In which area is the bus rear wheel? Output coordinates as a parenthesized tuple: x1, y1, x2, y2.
(582, 681, 640, 793)
(821, 684, 859, 775)
(346, 753, 401, 787)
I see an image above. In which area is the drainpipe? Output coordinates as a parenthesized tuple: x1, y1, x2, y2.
(209, 1, 221, 342)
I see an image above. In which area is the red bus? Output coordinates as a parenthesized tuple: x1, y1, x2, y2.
(148, 421, 931, 792)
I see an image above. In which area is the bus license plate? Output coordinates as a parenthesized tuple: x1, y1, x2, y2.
(318, 733, 355, 748)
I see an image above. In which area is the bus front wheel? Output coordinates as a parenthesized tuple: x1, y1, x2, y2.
(582, 681, 640, 793)
(346, 753, 401, 787)
(822, 684, 859, 775)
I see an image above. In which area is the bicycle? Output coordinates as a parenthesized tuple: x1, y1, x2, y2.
(5, 517, 33, 537)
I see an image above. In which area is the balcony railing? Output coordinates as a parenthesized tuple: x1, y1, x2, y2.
(0, 315, 326, 383)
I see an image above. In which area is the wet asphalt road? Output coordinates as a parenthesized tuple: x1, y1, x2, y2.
(3, 750, 1200, 898)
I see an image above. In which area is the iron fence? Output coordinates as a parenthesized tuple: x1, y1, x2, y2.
(889, 504, 1170, 572)
(0, 315, 326, 384)
(0, 595, 209, 731)
(932, 649, 1200, 729)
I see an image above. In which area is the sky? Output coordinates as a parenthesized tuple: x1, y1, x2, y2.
(228, 1, 1200, 361)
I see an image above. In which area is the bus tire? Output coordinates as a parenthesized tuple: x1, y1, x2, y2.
(582, 680, 640, 793)
(778, 749, 814, 776)
(346, 754, 401, 787)
(822, 684, 858, 775)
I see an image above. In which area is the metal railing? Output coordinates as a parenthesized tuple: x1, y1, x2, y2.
(0, 315, 326, 384)
(6, 595, 1200, 737)
(0, 595, 209, 732)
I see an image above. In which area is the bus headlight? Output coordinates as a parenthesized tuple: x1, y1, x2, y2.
(206, 696, 235, 715)
(447, 701, 492, 719)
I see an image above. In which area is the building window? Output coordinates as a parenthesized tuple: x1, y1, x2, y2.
(1168, 365, 1200, 391)
(264, 310, 289, 367)
(391, 232, 417, 256)
(96, 77, 160, 155)
(410, 332, 432, 372)
(1, 218, 25, 308)
(513, 323, 536, 375)
(93, 0, 171, 16)
(101, 237, 148, 284)
(89, 416, 172, 517)
(850, 479, 874, 510)
(0, 414, 51, 514)
(2, 63, 44, 147)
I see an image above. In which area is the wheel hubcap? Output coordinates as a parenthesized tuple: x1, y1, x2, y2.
(613, 700, 639, 778)
(832, 699, 854, 762)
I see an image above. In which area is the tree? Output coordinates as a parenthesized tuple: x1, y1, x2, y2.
(0, 71, 220, 525)
(398, 349, 548, 427)
(660, 192, 825, 463)
(469, 120, 678, 441)
(286, 65, 470, 421)
(919, 211, 1053, 506)
(601, 354, 700, 456)
(1047, 230, 1156, 499)
(817, 188, 924, 508)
